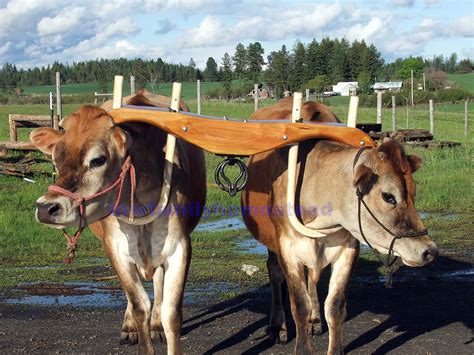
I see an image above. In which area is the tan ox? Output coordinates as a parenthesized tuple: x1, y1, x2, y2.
(242, 98, 438, 354)
(30, 92, 206, 355)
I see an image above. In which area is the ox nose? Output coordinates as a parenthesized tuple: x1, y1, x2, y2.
(36, 201, 62, 222)
(422, 244, 438, 264)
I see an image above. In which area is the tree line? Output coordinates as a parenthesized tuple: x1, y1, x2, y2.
(1, 38, 472, 97)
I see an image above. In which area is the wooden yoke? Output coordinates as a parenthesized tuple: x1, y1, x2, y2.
(109, 100, 375, 156)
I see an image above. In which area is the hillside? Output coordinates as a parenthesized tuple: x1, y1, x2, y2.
(448, 73, 474, 93)
(22, 81, 228, 101)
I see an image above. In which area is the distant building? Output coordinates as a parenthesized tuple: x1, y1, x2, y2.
(332, 82, 358, 96)
(247, 86, 273, 99)
(372, 81, 403, 93)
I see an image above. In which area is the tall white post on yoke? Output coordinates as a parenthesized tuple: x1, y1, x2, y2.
(286, 92, 328, 239)
(347, 95, 359, 128)
(113, 75, 123, 109)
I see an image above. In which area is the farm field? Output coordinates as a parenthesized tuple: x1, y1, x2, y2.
(0, 100, 472, 353)
(448, 72, 474, 93)
(23, 80, 233, 101)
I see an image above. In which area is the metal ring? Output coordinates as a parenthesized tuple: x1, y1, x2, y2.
(214, 157, 248, 196)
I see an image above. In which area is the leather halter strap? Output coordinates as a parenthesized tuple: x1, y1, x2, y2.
(48, 156, 136, 264)
(352, 147, 428, 287)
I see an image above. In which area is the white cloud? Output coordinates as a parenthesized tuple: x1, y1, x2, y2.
(450, 15, 474, 37)
(178, 3, 346, 48)
(37, 7, 86, 36)
(0, 42, 11, 56)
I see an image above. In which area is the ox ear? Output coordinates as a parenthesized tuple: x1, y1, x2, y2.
(353, 163, 374, 192)
(30, 128, 63, 155)
(408, 154, 422, 173)
(112, 127, 131, 157)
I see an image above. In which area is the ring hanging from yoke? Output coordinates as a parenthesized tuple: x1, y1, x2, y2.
(214, 156, 248, 196)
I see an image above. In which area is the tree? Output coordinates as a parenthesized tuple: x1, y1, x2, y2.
(357, 71, 371, 94)
(188, 58, 196, 69)
(424, 69, 449, 92)
(289, 41, 306, 90)
(221, 52, 233, 98)
(246, 42, 265, 82)
(303, 74, 331, 94)
(232, 43, 248, 80)
(329, 38, 349, 83)
(203, 57, 219, 81)
(264, 45, 290, 97)
(458, 59, 473, 73)
(305, 39, 322, 80)
(396, 56, 424, 79)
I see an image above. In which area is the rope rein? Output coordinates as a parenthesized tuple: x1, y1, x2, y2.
(48, 156, 136, 264)
(352, 147, 428, 288)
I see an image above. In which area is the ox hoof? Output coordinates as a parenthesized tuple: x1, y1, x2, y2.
(308, 320, 323, 336)
(151, 330, 166, 343)
(120, 331, 138, 345)
(267, 326, 288, 344)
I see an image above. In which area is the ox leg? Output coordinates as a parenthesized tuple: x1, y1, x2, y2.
(307, 266, 323, 336)
(325, 238, 359, 355)
(279, 251, 313, 354)
(120, 298, 139, 345)
(266, 250, 288, 344)
(104, 238, 154, 354)
(161, 233, 191, 355)
(151, 266, 166, 343)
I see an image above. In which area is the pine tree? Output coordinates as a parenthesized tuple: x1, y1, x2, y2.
(221, 52, 233, 98)
(232, 43, 248, 80)
(246, 42, 265, 82)
(289, 41, 306, 90)
(203, 57, 219, 81)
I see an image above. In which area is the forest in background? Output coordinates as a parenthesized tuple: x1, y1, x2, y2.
(0, 38, 472, 98)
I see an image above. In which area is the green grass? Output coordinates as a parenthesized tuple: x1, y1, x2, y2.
(448, 73, 474, 93)
(23, 81, 230, 102)
(0, 100, 472, 290)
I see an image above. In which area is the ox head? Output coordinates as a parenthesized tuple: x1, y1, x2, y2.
(352, 139, 438, 267)
(30, 105, 131, 229)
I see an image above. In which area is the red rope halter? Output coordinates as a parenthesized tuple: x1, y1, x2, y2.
(48, 156, 136, 264)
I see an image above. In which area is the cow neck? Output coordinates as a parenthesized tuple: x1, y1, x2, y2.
(48, 155, 136, 264)
(114, 130, 170, 226)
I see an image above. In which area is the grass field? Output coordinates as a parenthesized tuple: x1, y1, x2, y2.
(23, 81, 229, 102)
(0, 100, 472, 296)
(448, 72, 474, 93)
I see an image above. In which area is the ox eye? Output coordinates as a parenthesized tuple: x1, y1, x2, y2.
(382, 192, 397, 205)
(89, 155, 106, 168)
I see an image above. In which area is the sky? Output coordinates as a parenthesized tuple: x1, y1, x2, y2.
(0, 0, 473, 69)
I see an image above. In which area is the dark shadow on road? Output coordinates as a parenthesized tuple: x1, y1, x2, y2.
(183, 255, 473, 354)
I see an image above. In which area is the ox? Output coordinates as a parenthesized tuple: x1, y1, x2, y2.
(30, 91, 206, 354)
(242, 97, 438, 354)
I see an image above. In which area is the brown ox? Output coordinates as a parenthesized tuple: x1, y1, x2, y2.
(242, 98, 438, 354)
(30, 92, 206, 354)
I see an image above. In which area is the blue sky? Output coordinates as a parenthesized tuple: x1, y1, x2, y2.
(0, 0, 472, 69)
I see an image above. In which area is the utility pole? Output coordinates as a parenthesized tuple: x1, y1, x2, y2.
(411, 69, 414, 106)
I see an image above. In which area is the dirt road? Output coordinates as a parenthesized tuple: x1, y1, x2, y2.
(0, 255, 472, 354)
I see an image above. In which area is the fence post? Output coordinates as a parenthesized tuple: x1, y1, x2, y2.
(376, 91, 382, 124)
(254, 84, 259, 112)
(410, 69, 414, 106)
(465, 100, 468, 136)
(55, 72, 61, 129)
(197, 80, 202, 115)
(130, 75, 135, 95)
(347, 96, 359, 128)
(305, 88, 310, 102)
(392, 96, 396, 131)
(429, 99, 434, 135)
(94, 92, 98, 105)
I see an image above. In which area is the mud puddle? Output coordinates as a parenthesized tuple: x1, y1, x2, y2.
(3, 281, 242, 308)
(196, 217, 246, 232)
